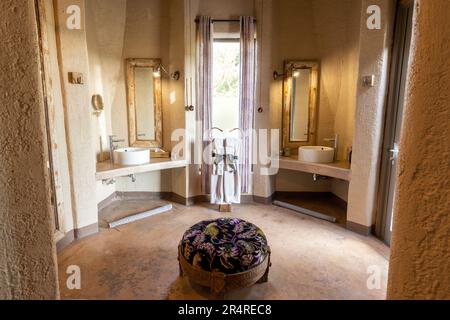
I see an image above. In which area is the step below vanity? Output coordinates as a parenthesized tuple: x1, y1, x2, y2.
(274, 155, 351, 226)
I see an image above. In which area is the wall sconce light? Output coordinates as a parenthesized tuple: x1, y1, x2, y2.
(91, 94, 104, 117)
(273, 70, 284, 80)
(274, 68, 302, 80)
(152, 68, 161, 78)
(154, 64, 180, 81)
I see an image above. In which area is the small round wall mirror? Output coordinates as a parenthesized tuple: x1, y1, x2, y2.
(92, 94, 104, 116)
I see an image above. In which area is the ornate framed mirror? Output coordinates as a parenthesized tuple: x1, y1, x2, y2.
(282, 60, 319, 152)
(125, 58, 163, 148)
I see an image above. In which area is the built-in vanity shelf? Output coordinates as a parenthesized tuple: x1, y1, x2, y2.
(96, 158, 188, 181)
(277, 156, 351, 181)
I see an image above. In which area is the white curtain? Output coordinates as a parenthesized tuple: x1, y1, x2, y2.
(239, 16, 256, 193)
(196, 16, 213, 194)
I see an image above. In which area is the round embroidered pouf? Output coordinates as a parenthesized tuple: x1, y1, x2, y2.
(178, 218, 271, 298)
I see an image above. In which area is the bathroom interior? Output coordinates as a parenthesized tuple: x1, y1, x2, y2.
(36, 0, 412, 299)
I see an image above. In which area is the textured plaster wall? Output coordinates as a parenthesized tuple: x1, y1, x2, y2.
(196, 0, 254, 17)
(86, 0, 126, 161)
(0, 0, 58, 299)
(253, 0, 277, 199)
(168, 0, 187, 199)
(42, 0, 74, 234)
(86, 0, 126, 203)
(347, 0, 394, 227)
(388, 0, 450, 299)
(54, 0, 98, 229)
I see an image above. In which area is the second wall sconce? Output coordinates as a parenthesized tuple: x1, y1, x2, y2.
(153, 63, 180, 81)
(273, 70, 284, 80)
(273, 68, 301, 80)
(91, 94, 104, 117)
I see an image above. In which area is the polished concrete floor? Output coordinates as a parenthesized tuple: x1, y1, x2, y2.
(58, 200, 390, 300)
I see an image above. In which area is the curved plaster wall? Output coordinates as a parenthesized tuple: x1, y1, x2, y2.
(388, 0, 450, 299)
(0, 0, 58, 299)
(346, 0, 394, 231)
(86, 0, 127, 203)
(54, 0, 98, 230)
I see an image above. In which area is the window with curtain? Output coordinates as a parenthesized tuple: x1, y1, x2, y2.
(196, 16, 256, 194)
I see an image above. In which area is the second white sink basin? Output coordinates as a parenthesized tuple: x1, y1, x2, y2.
(113, 147, 150, 166)
(299, 146, 334, 163)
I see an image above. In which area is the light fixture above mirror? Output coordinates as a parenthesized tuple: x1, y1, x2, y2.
(274, 66, 306, 80)
(153, 63, 180, 80)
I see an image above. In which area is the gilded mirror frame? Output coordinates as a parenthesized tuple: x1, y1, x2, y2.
(282, 60, 319, 152)
(125, 58, 163, 148)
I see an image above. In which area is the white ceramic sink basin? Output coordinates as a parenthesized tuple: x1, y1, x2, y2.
(113, 147, 150, 166)
(298, 146, 334, 163)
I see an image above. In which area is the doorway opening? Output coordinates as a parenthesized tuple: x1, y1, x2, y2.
(376, 0, 415, 245)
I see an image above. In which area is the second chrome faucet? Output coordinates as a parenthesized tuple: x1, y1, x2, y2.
(324, 134, 339, 161)
(109, 135, 125, 163)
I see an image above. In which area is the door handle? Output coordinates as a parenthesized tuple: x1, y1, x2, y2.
(388, 148, 399, 161)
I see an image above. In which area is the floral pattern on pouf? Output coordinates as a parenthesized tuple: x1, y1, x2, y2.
(180, 218, 270, 274)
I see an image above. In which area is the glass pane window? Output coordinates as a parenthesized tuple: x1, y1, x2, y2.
(212, 41, 240, 131)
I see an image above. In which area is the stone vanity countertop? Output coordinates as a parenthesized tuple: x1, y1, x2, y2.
(96, 158, 188, 181)
(276, 156, 351, 181)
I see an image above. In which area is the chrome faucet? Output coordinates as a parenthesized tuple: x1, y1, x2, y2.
(324, 134, 339, 161)
(109, 135, 125, 163)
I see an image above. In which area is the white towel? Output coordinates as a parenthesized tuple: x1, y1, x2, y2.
(224, 137, 240, 204)
(211, 137, 225, 175)
(210, 136, 241, 205)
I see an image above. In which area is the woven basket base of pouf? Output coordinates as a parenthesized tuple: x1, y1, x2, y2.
(178, 244, 271, 299)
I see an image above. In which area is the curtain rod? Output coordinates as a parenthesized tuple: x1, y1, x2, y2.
(194, 18, 256, 23)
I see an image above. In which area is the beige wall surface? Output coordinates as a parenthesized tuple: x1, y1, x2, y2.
(86, 0, 126, 203)
(347, 0, 394, 228)
(86, 0, 126, 161)
(0, 0, 58, 299)
(388, 0, 450, 299)
(196, 0, 254, 18)
(168, 0, 187, 199)
(253, 0, 277, 199)
(54, 0, 99, 229)
(42, 0, 74, 235)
